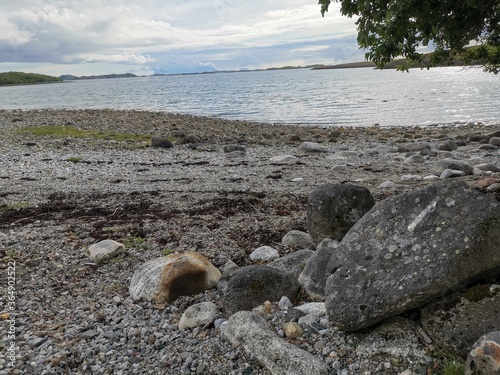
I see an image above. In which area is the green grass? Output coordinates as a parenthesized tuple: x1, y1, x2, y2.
(0, 202, 29, 211)
(441, 358, 464, 375)
(123, 236, 147, 250)
(19, 125, 153, 143)
(162, 248, 174, 256)
(66, 156, 82, 163)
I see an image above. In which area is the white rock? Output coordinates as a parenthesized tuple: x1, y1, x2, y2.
(404, 155, 426, 164)
(326, 154, 347, 161)
(295, 302, 327, 316)
(85, 239, 125, 264)
(401, 174, 422, 181)
(225, 311, 328, 375)
(178, 302, 218, 330)
(250, 246, 279, 262)
(278, 296, 293, 311)
(297, 142, 330, 155)
(440, 169, 466, 179)
(269, 155, 297, 164)
(379, 181, 396, 189)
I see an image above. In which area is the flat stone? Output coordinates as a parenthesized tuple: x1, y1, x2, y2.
(249, 246, 279, 262)
(85, 239, 126, 264)
(225, 311, 328, 375)
(178, 302, 218, 330)
(440, 169, 466, 179)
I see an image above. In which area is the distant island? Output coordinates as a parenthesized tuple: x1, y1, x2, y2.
(60, 73, 138, 80)
(0, 72, 62, 86)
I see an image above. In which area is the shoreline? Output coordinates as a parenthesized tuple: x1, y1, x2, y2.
(1, 109, 499, 374)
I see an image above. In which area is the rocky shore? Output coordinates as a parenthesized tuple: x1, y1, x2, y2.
(0, 109, 499, 375)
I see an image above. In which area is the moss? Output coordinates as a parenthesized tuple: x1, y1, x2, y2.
(463, 284, 498, 302)
(0, 202, 29, 211)
(19, 125, 153, 143)
(123, 236, 147, 250)
(66, 156, 82, 163)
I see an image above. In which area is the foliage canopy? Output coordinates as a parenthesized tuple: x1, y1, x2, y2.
(319, 0, 500, 73)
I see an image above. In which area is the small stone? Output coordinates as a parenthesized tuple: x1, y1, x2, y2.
(489, 137, 500, 146)
(404, 154, 426, 164)
(487, 183, 500, 192)
(440, 169, 466, 179)
(223, 144, 246, 153)
(278, 296, 293, 311)
(178, 302, 218, 330)
(85, 239, 126, 264)
(249, 246, 279, 262)
(401, 174, 422, 181)
(221, 259, 239, 274)
(270, 155, 297, 164)
(151, 137, 173, 149)
(283, 322, 303, 339)
(80, 329, 98, 340)
(314, 340, 326, 352)
(379, 181, 396, 189)
(297, 141, 330, 155)
(281, 230, 313, 249)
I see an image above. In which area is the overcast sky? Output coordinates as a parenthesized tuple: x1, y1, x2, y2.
(0, 0, 361, 76)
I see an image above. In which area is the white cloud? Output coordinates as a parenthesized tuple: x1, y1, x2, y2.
(0, 0, 359, 75)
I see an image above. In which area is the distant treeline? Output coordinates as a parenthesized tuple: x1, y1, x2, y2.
(0, 72, 63, 86)
(60, 73, 137, 80)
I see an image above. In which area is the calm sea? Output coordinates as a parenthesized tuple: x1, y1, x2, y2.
(1, 67, 499, 127)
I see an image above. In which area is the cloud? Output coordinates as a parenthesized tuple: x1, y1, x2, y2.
(0, 0, 359, 75)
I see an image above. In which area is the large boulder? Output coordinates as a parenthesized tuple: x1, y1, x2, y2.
(298, 239, 340, 301)
(307, 183, 375, 245)
(222, 265, 300, 315)
(325, 180, 500, 331)
(421, 284, 500, 357)
(129, 252, 221, 305)
(224, 311, 328, 375)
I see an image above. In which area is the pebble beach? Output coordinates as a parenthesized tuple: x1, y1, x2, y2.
(1, 109, 499, 374)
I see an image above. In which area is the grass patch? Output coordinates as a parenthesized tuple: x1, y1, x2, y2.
(123, 236, 147, 251)
(0, 202, 29, 211)
(441, 358, 464, 375)
(19, 125, 153, 143)
(66, 156, 82, 163)
(162, 248, 175, 256)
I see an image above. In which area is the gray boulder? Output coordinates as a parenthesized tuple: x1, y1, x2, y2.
(307, 183, 375, 245)
(325, 180, 500, 331)
(222, 265, 300, 315)
(224, 311, 328, 375)
(299, 239, 340, 301)
(465, 331, 500, 375)
(421, 284, 500, 357)
(432, 159, 473, 176)
(267, 249, 314, 279)
(281, 230, 313, 249)
(297, 141, 330, 155)
(151, 136, 173, 148)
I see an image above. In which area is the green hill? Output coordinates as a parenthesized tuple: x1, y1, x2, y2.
(0, 72, 63, 86)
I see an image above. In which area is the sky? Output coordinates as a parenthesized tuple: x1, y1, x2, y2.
(0, 0, 362, 76)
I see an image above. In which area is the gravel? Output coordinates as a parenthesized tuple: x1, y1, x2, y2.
(0, 109, 499, 374)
